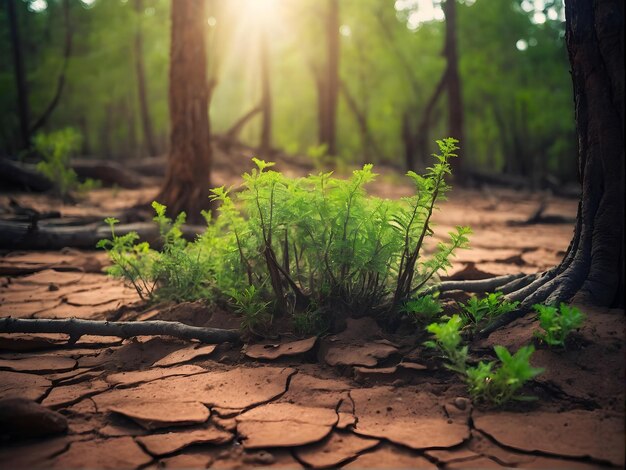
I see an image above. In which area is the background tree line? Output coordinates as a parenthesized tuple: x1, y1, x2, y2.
(1, 0, 575, 183)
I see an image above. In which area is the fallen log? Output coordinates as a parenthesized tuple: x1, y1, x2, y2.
(0, 220, 204, 250)
(0, 157, 145, 192)
(71, 159, 144, 188)
(0, 317, 240, 344)
(0, 158, 53, 192)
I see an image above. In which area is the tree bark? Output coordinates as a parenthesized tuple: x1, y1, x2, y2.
(442, 0, 464, 177)
(7, 0, 30, 150)
(133, 0, 158, 157)
(156, 0, 213, 224)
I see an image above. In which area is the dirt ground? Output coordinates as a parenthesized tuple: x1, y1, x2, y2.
(0, 179, 624, 469)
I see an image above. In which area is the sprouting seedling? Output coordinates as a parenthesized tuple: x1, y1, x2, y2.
(533, 303, 585, 347)
(466, 345, 544, 406)
(424, 315, 468, 374)
(460, 292, 519, 332)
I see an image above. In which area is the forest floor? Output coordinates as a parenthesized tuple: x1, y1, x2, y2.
(0, 174, 624, 468)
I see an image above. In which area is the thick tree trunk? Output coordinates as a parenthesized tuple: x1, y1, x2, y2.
(259, 29, 272, 156)
(134, 0, 158, 157)
(480, 0, 624, 335)
(443, 0, 464, 177)
(7, 0, 30, 150)
(558, 0, 624, 307)
(156, 0, 213, 224)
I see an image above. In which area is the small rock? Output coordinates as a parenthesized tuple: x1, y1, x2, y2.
(454, 397, 468, 410)
(0, 398, 67, 438)
(48, 283, 59, 291)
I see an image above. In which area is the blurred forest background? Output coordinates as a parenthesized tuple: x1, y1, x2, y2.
(1, 0, 575, 183)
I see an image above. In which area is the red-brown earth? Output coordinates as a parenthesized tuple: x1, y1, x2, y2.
(0, 176, 624, 468)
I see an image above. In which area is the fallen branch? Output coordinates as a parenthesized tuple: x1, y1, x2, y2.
(0, 158, 53, 192)
(0, 317, 240, 344)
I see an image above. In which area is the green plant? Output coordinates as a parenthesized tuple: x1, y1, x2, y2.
(425, 317, 544, 406)
(101, 138, 471, 330)
(401, 293, 443, 326)
(209, 139, 469, 316)
(97, 217, 156, 301)
(533, 303, 585, 347)
(466, 345, 544, 406)
(149, 202, 211, 302)
(228, 285, 272, 334)
(292, 308, 328, 336)
(33, 128, 99, 198)
(460, 292, 519, 332)
(97, 203, 210, 302)
(424, 315, 468, 373)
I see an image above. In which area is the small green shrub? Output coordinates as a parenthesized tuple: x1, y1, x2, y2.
(33, 128, 99, 197)
(97, 203, 210, 302)
(466, 345, 544, 406)
(424, 314, 468, 373)
(460, 292, 519, 332)
(533, 303, 585, 347)
(401, 293, 443, 326)
(101, 138, 471, 329)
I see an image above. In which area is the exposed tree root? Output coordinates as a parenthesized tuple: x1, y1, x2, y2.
(423, 273, 525, 296)
(0, 317, 240, 344)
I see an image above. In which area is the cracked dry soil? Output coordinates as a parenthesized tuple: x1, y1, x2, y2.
(0, 188, 624, 469)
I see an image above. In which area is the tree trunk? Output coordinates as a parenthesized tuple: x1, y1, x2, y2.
(259, 29, 272, 156)
(134, 0, 158, 157)
(29, 0, 73, 136)
(480, 0, 624, 335)
(557, 0, 624, 307)
(340, 81, 384, 163)
(7, 0, 30, 150)
(442, 0, 464, 177)
(156, 0, 213, 224)
(325, 0, 340, 156)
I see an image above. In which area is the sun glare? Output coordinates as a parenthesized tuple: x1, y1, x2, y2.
(245, 0, 281, 24)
